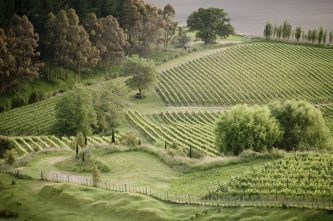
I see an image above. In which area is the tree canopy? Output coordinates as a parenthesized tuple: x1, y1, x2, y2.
(0, 15, 43, 93)
(123, 55, 159, 97)
(187, 8, 234, 44)
(215, 105, 281, 155)
(55, 87, 97, 136)
(269, 100, 331, 151)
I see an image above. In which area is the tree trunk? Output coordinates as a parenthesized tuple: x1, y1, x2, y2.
(111, 129, 115, 144)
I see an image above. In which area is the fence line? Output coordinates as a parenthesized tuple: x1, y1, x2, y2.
(40, 171, 332, 210)
(0, 165, 332, 210)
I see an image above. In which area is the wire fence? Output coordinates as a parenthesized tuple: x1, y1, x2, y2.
(0, 165, 332, 210)
(40, 171, 333, 210)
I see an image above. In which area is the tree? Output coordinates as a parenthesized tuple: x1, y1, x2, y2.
(215, 105, 281, 155)
(329, 31, 333, 45)
(0, 15, 43, 93)
(318, 27, 324, 45)
(282, 20, 292, 40)
(91, 80, 126, 133)
(161, 4, 177, 51)
(140, 4, 163, 57)
(323, 30, 327, 45)
(123, 55, 159, 98)
(84, 13, 127, 67)
(55, 87, 97, 136)
(264, 22, 273, 39)
(45, 9, 100, 81)
(174, 26, 191, 48)
(295, 27, 302, 42)
(311, 29, 318, 44)
(269, 100, 331, 151)
(187, 8, 234, 44)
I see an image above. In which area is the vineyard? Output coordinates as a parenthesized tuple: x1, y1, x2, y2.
(6, 135, 115, 154)
(156, 42, 333, 106)
(214, 152, 333, 197)
(126, 110, 222, 156)
(0, 80, 123, 136)
(320, 104, 333, 133)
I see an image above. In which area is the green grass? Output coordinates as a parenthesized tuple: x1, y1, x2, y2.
(156, 42, 333, 106)
(16, 149, 273, 195)
(0, 173, 332, 221)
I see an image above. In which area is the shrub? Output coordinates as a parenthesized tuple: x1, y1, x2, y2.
(3, 149, 16, 165)
(92, 164, 101, 187)
(119, 132, 140, 146)
(0, 137, 16, 158)
(11, 96, 26, 108)
(269, 100, 332, 151)
(216, 105, 281, 155)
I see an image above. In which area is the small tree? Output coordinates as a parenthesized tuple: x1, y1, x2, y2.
(92, 164, 101, 187)
(55, 87, 97, 136)
(187, 8, 234, 44)
(282, 20, 292, 40)
(318, 27, 324, 45)
(295, 27, 302, 42)
(329, 31, 333, 45)
(123, 55, 159, 98)
(264, 22, 273, 40)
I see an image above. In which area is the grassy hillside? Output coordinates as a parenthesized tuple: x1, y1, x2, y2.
(1, 173, 332, 221)
(156, 42, 333, 106)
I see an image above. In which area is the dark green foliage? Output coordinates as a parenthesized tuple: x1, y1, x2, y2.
(3, 149, 16, 165)
(55, 87, 97, 136)
(0, 136, 16, 158)
(295, 27, 302, 42)
(264, 22, 273, 39)
(269, 100, 331, 151)
(187, 8, 234, 44)
(216, 105, 281, 155)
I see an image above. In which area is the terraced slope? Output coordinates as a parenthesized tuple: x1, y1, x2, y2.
(126, 110, 221, 156)
(9, 135, 115, 154)
(156, 42, 333, 106)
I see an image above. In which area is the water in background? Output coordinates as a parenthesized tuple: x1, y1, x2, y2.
(145, 0, 333, 36)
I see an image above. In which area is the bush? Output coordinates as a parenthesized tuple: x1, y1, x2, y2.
(92, 164, 101, 187)
(3, 149, 16, 165)
(216, 105, 281, 155)
(269, 100, 332, 151)
(119, 132, 140, 146)
(11, 96, 26, 108)
(0, 137, 16, 158)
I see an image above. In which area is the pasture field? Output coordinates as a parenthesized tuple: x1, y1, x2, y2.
(1, 173, 332, 221)
(156, 42, 333, 106)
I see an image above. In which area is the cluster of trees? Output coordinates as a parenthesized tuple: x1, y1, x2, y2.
(216, 101, 331, 155)
(55, 80, 126, 139)
(264, 20, 333, 45)
(0, 0, 178, 94)
(0, 15, 43, 93)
